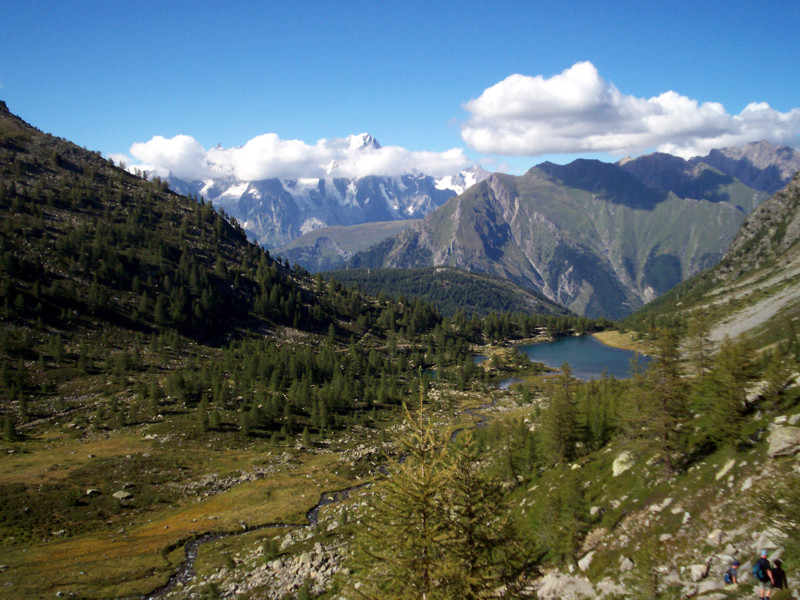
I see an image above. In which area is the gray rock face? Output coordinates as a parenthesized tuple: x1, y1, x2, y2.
(767, 426, 800, 457)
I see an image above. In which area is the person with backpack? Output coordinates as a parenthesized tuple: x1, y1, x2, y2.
(754, 549, 775, 600)
(725, 560, 740, 585)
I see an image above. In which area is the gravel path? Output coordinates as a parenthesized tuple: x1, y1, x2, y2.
(709, 275, 800, 342)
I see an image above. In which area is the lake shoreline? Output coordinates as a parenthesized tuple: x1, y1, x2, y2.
(592, 330, 651, 355)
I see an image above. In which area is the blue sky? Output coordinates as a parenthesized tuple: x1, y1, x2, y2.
(1, 0, 799, 178)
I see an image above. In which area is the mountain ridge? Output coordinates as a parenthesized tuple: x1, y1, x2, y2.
(348, 159, 763, 318)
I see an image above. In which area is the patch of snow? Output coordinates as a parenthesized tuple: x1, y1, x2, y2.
(300, 218, 326, 235)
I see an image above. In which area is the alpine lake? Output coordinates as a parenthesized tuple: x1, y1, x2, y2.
(477, 334, 650, 383)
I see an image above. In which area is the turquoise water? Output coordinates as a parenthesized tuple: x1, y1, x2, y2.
(517, 335, 650, 380)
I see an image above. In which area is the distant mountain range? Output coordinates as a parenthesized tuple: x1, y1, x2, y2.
(167, 150, 491, 248)
(343, 143, 800, 319)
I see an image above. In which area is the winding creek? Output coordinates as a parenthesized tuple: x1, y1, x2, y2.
(142, 483, 369, 599)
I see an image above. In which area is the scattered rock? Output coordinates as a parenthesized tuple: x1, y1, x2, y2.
(578, 551, 595, 572)
(716, 459, 736, 481)
(741, 476, 754, 491)
(612, 451, 634, 477)
(767, 426, 800, 458)
(689, 563, 708, 582)
(537, 570, 597, 600)
(619, 557, 635, 572)
(112, 491, 133, 501)
(85, 489, 101, 497)
(707, 529, 724, 546)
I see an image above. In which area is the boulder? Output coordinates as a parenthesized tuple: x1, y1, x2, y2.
(112, 491, 133, 501)
(707, 529, 724, 546)
(578, 551, 595, 572)
(715, 458, 736, 481)
(537, 571, 597, 600)
(689, 563, 708, 582)
(754, 527, 784, 552)
(767, 426, 800, 458)
(619, 557, 635, 572)
(612, 451, 634, 477)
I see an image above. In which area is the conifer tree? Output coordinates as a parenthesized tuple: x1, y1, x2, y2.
(644, 329, 687, 471)
(346, 375, 540, 599)
(440, 430, 540, 599)
(540, 362, 579, 465)
(345, 376, 449, 599)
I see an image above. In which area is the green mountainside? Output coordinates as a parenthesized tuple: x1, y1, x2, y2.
(623, 169, 800, 349)
(324, 266, 571, 317)
(350, 161, 761, 319)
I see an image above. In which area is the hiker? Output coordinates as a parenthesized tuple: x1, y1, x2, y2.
(754, 549, 775, 600)
(725, 560, 739, 585)
(772, 559, 788, 592)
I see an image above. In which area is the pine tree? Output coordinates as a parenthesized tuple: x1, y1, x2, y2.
(345, 378, 449, 599)
(644, 329, 687, 471)
(439, 430, 540, 599)
(540, 362, 579, 465)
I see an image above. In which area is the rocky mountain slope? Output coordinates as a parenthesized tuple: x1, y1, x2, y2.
(349, 159, 766, 319)
(690, 140, 800, 194)
(624, 169, 800, 347)
(274, 219, 420, 272)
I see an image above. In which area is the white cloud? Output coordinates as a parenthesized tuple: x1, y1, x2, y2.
(128, 132, 470, 181)
(461, 61, 800, 158)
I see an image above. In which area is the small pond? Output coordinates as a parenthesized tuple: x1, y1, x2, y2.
(516, 335, 649, 380)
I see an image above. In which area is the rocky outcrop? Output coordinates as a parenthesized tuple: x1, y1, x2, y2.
(612, 451, 634, 477)
(767, 426, 800, 457)
(536, 571, 597, 600)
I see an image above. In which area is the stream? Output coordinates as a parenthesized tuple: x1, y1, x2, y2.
(143, 381, 511, 598)
(142, 483, 369, 599)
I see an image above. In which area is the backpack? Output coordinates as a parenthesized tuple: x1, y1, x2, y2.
(753, 563, 766, 582)
(724, 572, 733, 584)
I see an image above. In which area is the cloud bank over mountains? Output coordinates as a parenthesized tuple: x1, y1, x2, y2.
(461, 61, 800, 159)
(120, 61, 800, 180)
(124, 133, 470, 181)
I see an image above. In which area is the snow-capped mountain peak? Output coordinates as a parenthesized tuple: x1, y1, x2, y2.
(435, 165, 491, 195)
(347, 133, 381, 151)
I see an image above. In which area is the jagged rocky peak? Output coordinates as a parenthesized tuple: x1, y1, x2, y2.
(689, 140, 800, 193)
